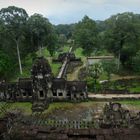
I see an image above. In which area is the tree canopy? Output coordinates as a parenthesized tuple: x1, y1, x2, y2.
(0, 6, 29, 74)
(27, 14, 57, 56)
(0, 6, 57, 79)
(103, 12, 140, 69)
(0, 6, 140, 80)
(74, 16, 98, 56)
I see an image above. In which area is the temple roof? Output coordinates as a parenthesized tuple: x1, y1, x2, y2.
(52, 78, 87, 91)
(52, 78, 66, 90)
(18, 78, 32, 89)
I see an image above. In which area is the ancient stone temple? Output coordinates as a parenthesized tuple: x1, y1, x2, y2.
(30, 56, 87, 102)
(31, 57, 53, 111)
(51, 78, 87, 101)
(0, 56, 87, 111)
(99, 102, 134, 128)
(31, 57, 53, 101)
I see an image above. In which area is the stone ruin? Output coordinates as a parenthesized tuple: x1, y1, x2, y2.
(0, 102, 140, 140)
(31, 57, 53, 111)
(99, 102, 140, 129)
(53, 52, 81, 63)
(0, 56, 87, 112)
(53, 52, 83, 75)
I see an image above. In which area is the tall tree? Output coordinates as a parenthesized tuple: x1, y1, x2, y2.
(0, 6, 28, 74)
(27, 14, 57, 56)
(74, 16, 98, 56)
(0, 51, 13, 80)
(55, 24, 75, 40)
(132, 50, 140, 73)
(104, 12, 140, 70)
(101, 59, 117, 81)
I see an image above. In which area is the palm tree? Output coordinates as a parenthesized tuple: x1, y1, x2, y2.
(89, 63, 103, 92)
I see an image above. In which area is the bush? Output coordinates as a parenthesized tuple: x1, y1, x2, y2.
(87, 77, 101, 92)
(132, 51, 140, 74)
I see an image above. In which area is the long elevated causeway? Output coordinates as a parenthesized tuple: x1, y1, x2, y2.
(57, 47, 73, 78)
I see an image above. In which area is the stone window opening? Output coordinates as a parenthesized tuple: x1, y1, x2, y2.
(39, 90, 44, 98)
(58, 92, 63, 96)
(16, 93, 20, 97)
(67, 93, 71, 97)
(28, 91, 32, 97)
(74, 94, 77, 98)
(53, 92, 57, 96)
(23, 92, 27, 97)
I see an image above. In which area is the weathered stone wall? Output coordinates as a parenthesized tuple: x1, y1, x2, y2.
(9, 126, 140, 140)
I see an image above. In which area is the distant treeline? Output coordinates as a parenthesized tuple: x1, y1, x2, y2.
(0, 6, 140, 80)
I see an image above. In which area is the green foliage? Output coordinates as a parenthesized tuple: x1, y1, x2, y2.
(27, 14, 57, 56)
(0, 6, 58, 80)
(51, 63, 61, 76)
(88, 63, 103, 92)
(0, 6, 29, 74)
(74, 16, 98, 56)
(55, 24, 75, 39)
(88, 63, 103, 82)
(132, 50, 140, 73)
(101, 59, 117, 81)
(57, 34, 67, 46)
(104, 12, 140, 69)
(86, 77, 101, 92)
(74, 47, 84, 57)
(46, 31, 58, 56)
(0, 51, 13, 80)
(1, 7, 140, 80)
(0, 6, 28, 36)
(129, 87, 140, 92)
(105, 79, 140, 92)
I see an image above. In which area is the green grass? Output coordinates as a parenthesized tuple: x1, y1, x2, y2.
(99, 72, 108, 81)
(36, 48, 50, 57)
(44, 101, 98, 115)
(129, 87, 140, 92)
(119, 100, 140, 106)
(44, 102, 74, 114)
(42, 48, 50, 57)
(51, 63, 61, 76)
(9, 102, 32, 115)
(63, 45, 70, 52)
(1, 101, 140, 118)
(0, 102, 32, 117)
(10, 45, 81, 81)
(74, 47, 84, 57)
(111, 81, 140, 92)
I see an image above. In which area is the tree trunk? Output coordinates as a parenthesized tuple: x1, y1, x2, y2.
(39, 45, 42, 56)
(117, 50, 121, 71)
(15, 40, 23, 75)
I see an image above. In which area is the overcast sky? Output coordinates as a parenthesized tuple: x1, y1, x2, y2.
(1, 0, 140, 24)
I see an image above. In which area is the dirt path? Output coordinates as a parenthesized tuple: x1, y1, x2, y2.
(111, 75, 140, 81)
(67, 65, 83, 80)
(88, 93, 140, 99)
(67, 57, 86, 81)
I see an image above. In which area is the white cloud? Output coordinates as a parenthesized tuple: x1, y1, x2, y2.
(0, 0, 140, 24)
